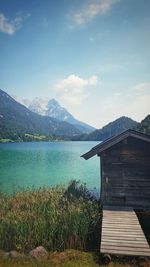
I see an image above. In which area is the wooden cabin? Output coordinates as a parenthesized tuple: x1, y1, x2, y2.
(81, 129, 150, 210)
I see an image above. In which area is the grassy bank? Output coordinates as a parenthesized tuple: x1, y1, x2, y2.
(1, 182, 150, 267)
(1, 249, 150, 267)
(0, 134, 63, 143)
(0, 250, 100, 267)
(0, 139, 14, 143)
(0, 181, 100, 252)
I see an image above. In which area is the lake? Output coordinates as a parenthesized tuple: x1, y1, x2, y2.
(0, 141, 100, 194)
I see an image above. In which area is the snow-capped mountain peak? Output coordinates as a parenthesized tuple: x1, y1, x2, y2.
(46, 99, 74, 121)
(16, 97, 95, 133)
(28, 97, 49, 115)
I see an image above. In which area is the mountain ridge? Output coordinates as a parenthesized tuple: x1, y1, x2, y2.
(72, 116, 138, 141)
(0, 89, 82, 141)
(18, 97, 95, 133)
(1, 88, 149, 143)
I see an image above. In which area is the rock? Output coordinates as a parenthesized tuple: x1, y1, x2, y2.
(29, 246, 48, 261)
(9, 250, 21, 258)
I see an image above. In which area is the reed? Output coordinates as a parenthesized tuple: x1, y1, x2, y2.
(0, 181, 100, 252)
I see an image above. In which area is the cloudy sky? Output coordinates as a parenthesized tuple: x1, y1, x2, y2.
(0, 0, 150, 128)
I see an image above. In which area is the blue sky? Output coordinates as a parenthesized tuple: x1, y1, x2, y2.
(0, 0, 150, 128)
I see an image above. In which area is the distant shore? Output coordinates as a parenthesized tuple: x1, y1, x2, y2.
(0, 135, 69, 143)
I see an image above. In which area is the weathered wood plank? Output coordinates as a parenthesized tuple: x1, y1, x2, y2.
(102, 223, 144, 228)
(100, 206, 150, 257)
(103, 225, 142, 229)
(102, 237, 145, 242)
(102, 237, 147, 245)
(103, 216, 138, 220)
(102, 233, 145, 238)
(101, 248, 150, 257)
(103, 223, 141, 227)
(103, 214, 137, 217)
(103, 217, 137, 220)
(101, 245, 150, 253)
(103, 222, 138, 225)
(101, 136, 150, 209)
(101, 241, 148, 248)
(103, 220, 138, 224)
(102, 229, 144, 233)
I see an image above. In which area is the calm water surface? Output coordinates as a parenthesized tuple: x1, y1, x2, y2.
(0, 141, 100, 194)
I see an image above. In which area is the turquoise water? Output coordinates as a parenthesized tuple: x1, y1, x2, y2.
(0, 141, 100, 194)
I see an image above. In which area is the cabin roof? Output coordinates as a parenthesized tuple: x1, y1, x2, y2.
(81, 129, 150, 160)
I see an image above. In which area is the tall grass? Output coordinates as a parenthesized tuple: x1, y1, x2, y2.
(0, 181, 101, 252)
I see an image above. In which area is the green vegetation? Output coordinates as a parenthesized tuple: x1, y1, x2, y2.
(0, 134, 66, 143)
(0, 139, 14, 143)
(137, 115, 150, 135)
(72, 116, 138, 141)
(1, 250, 150, 267)
(23, 133, 63, 142)
(0, 182, 150, 267)
(0, 181, 100, 252)
(0, 249, 140, 267)
(24, 133, 51, 141)
(0, 89, 81, 143)
(0, 250, 99, 267)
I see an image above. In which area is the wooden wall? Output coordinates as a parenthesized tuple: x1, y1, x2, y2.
(100, 136, 150, 209)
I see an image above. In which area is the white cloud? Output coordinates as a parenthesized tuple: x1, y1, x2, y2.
(125, 94, 150, 121)
(72, 0, 120, 26)
(132, 82, 150, 96)
(0, 12, 30, 35)
(55, 74, 98, 106)
(126, 83, 150, 120)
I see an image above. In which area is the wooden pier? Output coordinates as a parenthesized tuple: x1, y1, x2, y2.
(101, 206, 150, 257)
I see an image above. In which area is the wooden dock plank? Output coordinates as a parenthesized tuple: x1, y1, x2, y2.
(101, 245, 150, 253)
(102, 239, 145, 243)
(102, 229, 145, 233)
(101, 249, 150, 257)
(100, 206, 150, 257)
(102, 239, 147, 244)
(102, 226, 144, 230)
(101, 241, 149, 248)
(103, 221, 138, 224)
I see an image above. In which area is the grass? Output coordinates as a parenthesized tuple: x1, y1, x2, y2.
(24, 133, 56, 141)
(0, 250, 100, 267)
(0, 139, 14, 143)
(0, 250, 150, 267)
(0, 181, 101, 252)
(0, 134, 63, 143)
(25, 133, 47, 140)
(0, 182, 150, 267)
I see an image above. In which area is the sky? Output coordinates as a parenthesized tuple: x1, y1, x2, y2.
(0, 0, 150, 128)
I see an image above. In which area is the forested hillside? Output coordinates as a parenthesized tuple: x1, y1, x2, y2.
(72, 116, 138, 141)
(0, 89, 81, 141)
(137, 115, 150, 135)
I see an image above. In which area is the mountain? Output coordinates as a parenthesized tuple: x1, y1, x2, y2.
(28, 97, 49, 116)
(20, 97, 95, 133)
(0, 89, 82, 141)
(137, 115, 150, 135)
(72, 116, 138, 141)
